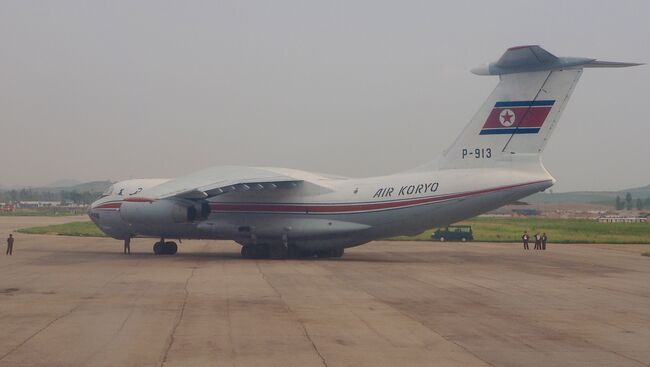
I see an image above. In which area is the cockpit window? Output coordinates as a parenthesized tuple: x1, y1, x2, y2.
(99, 185, 114, 198)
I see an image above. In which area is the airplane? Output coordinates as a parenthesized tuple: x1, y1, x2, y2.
(88, 45, 641, 259)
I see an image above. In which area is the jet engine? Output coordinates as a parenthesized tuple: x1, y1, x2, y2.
(120, 198, 211, 225)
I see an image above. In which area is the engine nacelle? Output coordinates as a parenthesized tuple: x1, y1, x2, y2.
(195, 201, 211, 219)
(119, 198, 210, 225)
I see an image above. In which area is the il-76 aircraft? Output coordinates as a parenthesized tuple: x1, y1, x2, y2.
(89, 45, 640, 259)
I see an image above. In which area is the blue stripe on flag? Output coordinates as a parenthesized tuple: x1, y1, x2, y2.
(494, 100, 555, 108)
(479, 128, 541, 135)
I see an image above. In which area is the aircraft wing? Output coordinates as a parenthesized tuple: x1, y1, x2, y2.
(136, 166, 308, 200)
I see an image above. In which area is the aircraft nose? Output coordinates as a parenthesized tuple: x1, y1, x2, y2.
(88, 199, 98, 211)
(87, 201, 100, 222)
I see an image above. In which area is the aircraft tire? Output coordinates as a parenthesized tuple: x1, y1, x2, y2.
(164, 242, 178, 255)
(242, 245, 266, 259)
(153, 242, 163, 255)
(332, 248, 344, 258)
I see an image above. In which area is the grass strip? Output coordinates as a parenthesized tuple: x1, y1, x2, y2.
(17, 221, 106, 237)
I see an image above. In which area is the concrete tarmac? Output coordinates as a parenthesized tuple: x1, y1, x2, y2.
(1, 216, 649, 367)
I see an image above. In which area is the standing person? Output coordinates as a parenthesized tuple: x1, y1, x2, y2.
(542, 233, 547, 250)
(123, 236, 131, 255)
(522, 231, 529, 250)
(534, 233, 541, 250)
(6, 234, 14, 255)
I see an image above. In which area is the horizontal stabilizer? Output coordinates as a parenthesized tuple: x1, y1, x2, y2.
(497, 45, 558, 66)
(583, 60, 644, 68)
(471, 45, 642, 75)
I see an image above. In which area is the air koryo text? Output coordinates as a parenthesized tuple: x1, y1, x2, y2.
(373, 182, 439, 198)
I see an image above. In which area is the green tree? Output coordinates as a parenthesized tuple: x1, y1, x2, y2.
(636, 198, 644, 210)
(644, 197, 650, 210)
(615, 195, 625, 210)
(625, 192, 633, 210)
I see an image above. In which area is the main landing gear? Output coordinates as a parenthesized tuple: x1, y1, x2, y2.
(153, 240, 178, 255)
(240, 244, 344, 259)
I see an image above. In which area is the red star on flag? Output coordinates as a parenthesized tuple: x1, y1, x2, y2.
(499, 109, 516, 127)
(501, 110, 513, 124)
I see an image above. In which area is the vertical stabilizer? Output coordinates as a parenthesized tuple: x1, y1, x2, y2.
(438, 45, 641, 170)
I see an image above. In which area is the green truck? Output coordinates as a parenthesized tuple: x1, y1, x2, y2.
(431, 225, 473, 242)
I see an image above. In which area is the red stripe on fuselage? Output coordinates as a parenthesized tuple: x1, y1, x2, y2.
(95, 196, 154, 209)
(95, 202, 122, 209)
(209, 180, 550, 214)
(123, 197, 156, 203)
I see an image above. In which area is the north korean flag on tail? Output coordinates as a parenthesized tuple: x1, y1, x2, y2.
(479, 100, 555, 135)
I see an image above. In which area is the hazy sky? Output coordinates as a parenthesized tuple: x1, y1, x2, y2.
(1, 0, 648, 192)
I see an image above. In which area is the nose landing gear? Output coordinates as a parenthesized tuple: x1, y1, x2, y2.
(153, 240, 178, 255)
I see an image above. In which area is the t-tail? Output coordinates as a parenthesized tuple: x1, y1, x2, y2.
(438, 45, 641, 171)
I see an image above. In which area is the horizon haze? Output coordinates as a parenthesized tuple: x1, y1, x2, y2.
(1, 1, 649, 192)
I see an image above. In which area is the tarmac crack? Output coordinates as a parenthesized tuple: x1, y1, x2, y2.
(226, 297, 237, 367)
(540, 322, 650, 367)
(159, 266, 196, 367)
(79, 262, 148, 366)
(378, 297, 497, 367)
(224, 259, 237, 367)
(0, 265, 133, 363)
(321, 264, 497, 367)
(604, 348, 650, 367)
(255, 262, 328, 367)
(0, 304, 80, 362)
(351, 309, 401, 348)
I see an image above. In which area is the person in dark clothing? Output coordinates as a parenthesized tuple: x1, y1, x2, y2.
(124, 237, 131, 254)
(522, 231, 529, 250)
(6, 234, 14, 255)
(534, 233, 541, 250)
(542, 233, 547, 250)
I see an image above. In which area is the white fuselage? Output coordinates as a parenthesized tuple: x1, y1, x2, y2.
(89, 165, 553, 250)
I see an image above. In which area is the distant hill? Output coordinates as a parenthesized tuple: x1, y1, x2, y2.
(0, 180, 113, 205)
(0, 180, 112, 194)
(64, 181, 113, 193)
(527, 184, 650, 205)
(45, 179, 84, 188)
(625, 184, 650, 194)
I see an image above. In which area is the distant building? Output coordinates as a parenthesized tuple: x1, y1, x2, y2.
(17, 201, 62, 208)
(598, 216, 647, 223)
(512, 208, 540, 217)
(0, 203, 14, 212)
